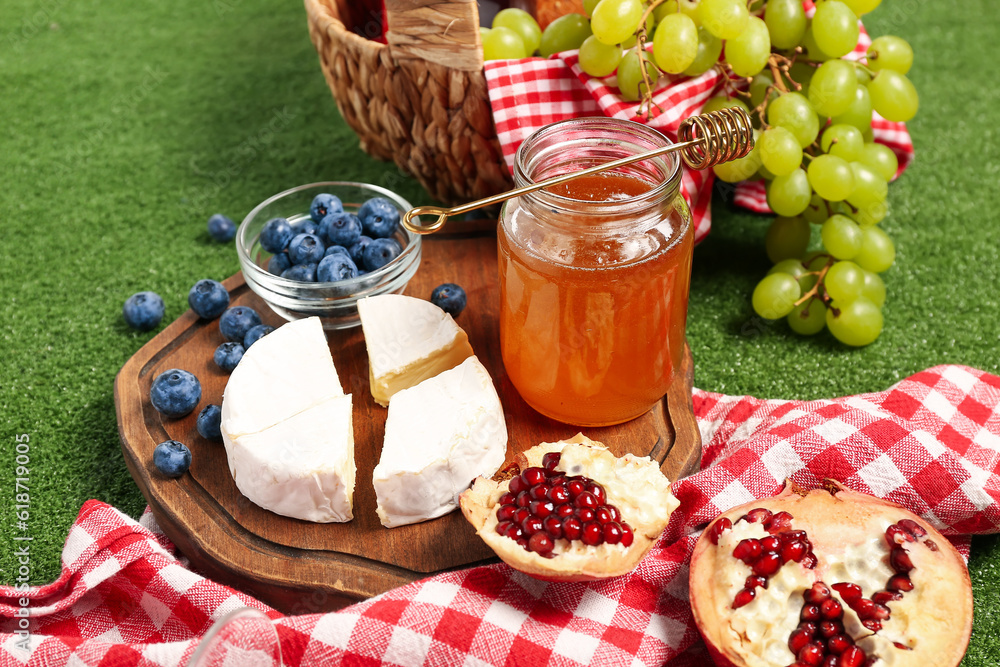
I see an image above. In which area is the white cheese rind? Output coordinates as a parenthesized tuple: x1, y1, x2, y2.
(357, 294, 474, 407)
(224, 394, 355, 523)
(374, 356, 507, 528)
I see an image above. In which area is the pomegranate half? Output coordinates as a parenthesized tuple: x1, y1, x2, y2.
(459, 434, 679, 581)
(690, 480, 972, 667)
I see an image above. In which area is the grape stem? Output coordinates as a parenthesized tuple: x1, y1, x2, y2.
(634, 0, 671, 120)
(794, 256, 835, 309)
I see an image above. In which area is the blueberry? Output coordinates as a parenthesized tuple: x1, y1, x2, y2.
(281, 263, 317, 282)
(122, 291, 165, 332)
(153, 440, 192, 477)
(324, 245, 350, 257)
(431, 283, 467, 317)
(362, 237, 402, 271)
(219, 306, 262, 342)
(321, 212, 362, 248)
(288, 233, 325, 265)
(207, 214, 236, 242)
(310, 193, 343, 223)
(358, 197, 401, 238)
(317, 253, 359, 282)
(214, 341, 245, 372)
(244, 324, 274, 349)
(260, 217, 293, 253)
(268, 253, 291, 275)
(187, 279, 230, 320)
(196, 405, 223, 441)
(348, 236, 372, 266)
(150, 369, 201, 418)
(291, 218, 320, 236)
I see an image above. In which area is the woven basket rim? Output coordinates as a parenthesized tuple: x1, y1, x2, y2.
(305, 0, 390, 59)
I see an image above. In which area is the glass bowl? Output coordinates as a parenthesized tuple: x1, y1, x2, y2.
(237, 181, 422, 330)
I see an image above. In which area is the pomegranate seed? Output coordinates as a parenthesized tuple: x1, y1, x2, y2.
(586, 483, 607, 504)
(542, 516, 563, 539)
(556, 503, 574, 518)
(575, 508, 595, 523)
(709, 517, 733, 545)
(562, 517, 582, 540)
(885, 524, 914, 546)
(529, 484, 550, 500)
(819, 620, 840, 638)
(542, 452, 561, 470)
(861, 619, 881, 632)
(733, 538, 762, 563)
(498, 492, 516, 506)
(516, 492, 531, 508)
(495, 520, 514, 537)
(839, 646, 865, 667)
(608, 506, 621, 522)
(822, 655, 839, 667)
(620, 523, 634, 547)
(765, 511, 795, 533)
(522, 516, 543, 536)
(603, 522, 623, 544)
(547, 474, 566, 487)
(529, 500, 554, 518)
(892, 642, 912, 651)
(516, 537, 528, 548)
(820, 598, 843, 620)
(789, 626, 813, 653)
(761, 536, 781, 553)
(522, 467, 545, 486)
(925, 539, 939, 551)
(732, 588, 756, 609)
(753, 552, 781, 576)
(831, 582, 862, 602)
(801, 552, 818, 569)
(574, 491, 598, 509)
(782, 540, 808, 563)
(508, 476, 525, 495)
(496, 505, 516, 522)
(804, 582, 832, 604)
(594, 507, 612, 524)
(566, 479, 586, 498)
(886, 574, 913, 592)
(745, 575, 768, 590)
(798, 621, 818, 637)
(897, 519, 927, 538)
(784, 529, 808, 542)
(513, 508, 530, 524)
(871, 590, 901, 605)
(744, 508, 773, 524)
(890, 547, 914, 573)
(527, 532, 554, 555)
(582, 521, 603, 546)
(547, 486, 569, 504)
(798, 641, 825, 666)
(827, 634, 853, 654)
(854, 601, 889, 621)
(801, 605, 821, 622)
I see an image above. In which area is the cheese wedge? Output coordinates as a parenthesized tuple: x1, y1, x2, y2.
(357, 294, 474, 407)
(220, 316, 355, 523)
(373, 356, 507, 528)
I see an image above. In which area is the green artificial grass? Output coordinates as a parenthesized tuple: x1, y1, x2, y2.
(0, 0, 997, 662)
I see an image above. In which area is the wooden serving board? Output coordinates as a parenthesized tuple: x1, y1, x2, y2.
(115, 232, 701, 613)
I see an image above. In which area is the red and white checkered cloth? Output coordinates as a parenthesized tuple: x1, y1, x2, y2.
(3, 365, 999, 666)
(483, 2, 915, 243)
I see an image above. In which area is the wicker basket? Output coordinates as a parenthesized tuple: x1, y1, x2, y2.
(305, 0, 516, 205)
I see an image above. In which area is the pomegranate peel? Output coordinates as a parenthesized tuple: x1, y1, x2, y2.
(459, 433, 679, 581)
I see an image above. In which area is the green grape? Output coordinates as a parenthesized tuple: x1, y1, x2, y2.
(765, 0, 807, 50)
(749, 72, 777, 108)
(713, 142, 761, 183)
(483, 26, 528, 60)
(862, 126, 875, 143)
(854, 65, 871, 85)
(841, 0, 882, 15)
(767, 92, 820, 148)
(800, 22, 834, 62)
(820, 124, 864, 162)
(654, 13, 699, 74)
(867, 35, 913, 74)
(683, 28, 723, 77)
(859, 142, 899, 181)
(579, 36, 623, 77)
(583, 0, 602, 17)
(826, 297, 883, 346)
(653, 0, 677, 22)
(788, 298, 827, 335)
(820, 214, 863, 259)
(757, 164, 777, 180)
(621, 12, 656, 49)
(807, 154, 854, 202)
(824, 260, 864, 302)
(758, 127, 803, 177)
(657, 0, 701, 25)
(788, 61, 815, 97)
(811, 1, 860, 59)
(765, 216, 811, 263)
(846, 162, 888, 212)
(697, 0, 749, 40)
(539, 14, 592, 57)
(616, 49, 660, 101)
(868, 70, 919, 122)
(803, 193, 829, 224)
(854, 225, 895, 273)
(480, 26, 491, 40)
(701, 95, 750, 115)
(808, 59, 858, 117)
(767, 169, 812, 217)
(768, 258, 809, 280)
(860, 269, 886, 307)
(831, 85, 873, 132)
(591, 0, 644, 46)
(725, 16, 771, 77)
(803, 250, 832, 272)
(753, 273, 802, 320)
(493, 9, 542, 56)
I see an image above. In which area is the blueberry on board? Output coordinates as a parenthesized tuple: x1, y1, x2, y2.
(321, 212, 362, 248)
(268, 253, 291, 276)
(310, 193, 343, 223)
(214, 341, 245, 372)
(281, 263, 317, 282)
(324, 245, 350, 257)
(431, 283, 467, 317)
(348, 236, 372, 266)
(150, 369, 202, 418)
(358, 197, 401, 238)
(188, 279, 230, 319)
(219, 306, 262, 342)
(291, 218, 320, 237)
(260, 217, 293, 253)
(153, 440, 192, 478)
(244, 324, 274, 350)
(288, 233, 325, 265)
(362, 237, 402, 271)
(122, 291, 165, 332)
(317, 253, 359, 283)
(207, 214, 236, 242)
(196, 405, 223, 441)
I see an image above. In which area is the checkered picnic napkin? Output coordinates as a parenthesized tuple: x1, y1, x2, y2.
(483, 2, 915, 244)
(2, 364, 999, 666)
